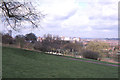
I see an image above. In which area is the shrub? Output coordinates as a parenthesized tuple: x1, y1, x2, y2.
(34, 41, 42, 50)
(82, 50, 100, 60)
(15, 35, 26, 48)
(34, 41, 51, 52)
(2, 34, 13, 44)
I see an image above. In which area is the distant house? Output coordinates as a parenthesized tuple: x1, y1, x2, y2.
(60, 36, 71, 41)
(37, 37, 43, 42)
(104, 40, 118, 46)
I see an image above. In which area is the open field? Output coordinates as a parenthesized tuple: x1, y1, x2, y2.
(2, 47, 118, 78)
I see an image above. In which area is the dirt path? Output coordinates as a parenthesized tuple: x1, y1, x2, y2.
(60, 56, 120, 67)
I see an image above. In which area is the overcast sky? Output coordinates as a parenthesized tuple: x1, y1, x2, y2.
(1, 0, 119, 38)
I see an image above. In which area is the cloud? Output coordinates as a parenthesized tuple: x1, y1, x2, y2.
(1, 0, 119, 38)
(31, 0, 119, 38)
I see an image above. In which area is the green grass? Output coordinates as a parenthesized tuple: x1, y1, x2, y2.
(63, 55, 119, 65)
(2, 47, 118, 78)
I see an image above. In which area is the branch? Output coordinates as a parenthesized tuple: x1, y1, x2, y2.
(0, 1, 45, 31)
(3, 2, 10, 17)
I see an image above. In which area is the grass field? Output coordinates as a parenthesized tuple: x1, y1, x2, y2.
(2, 47, 118, 78)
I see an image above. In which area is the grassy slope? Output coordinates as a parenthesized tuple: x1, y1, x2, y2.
(2, 47, 118, 78)
(63, 55, 119, 65)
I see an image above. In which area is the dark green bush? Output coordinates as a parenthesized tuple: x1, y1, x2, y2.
(82, 50, 100, 60)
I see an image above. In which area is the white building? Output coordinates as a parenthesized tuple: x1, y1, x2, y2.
(60, 36, 71, 41)
(37, 37, 43, 42)
(72, 37, 81, 42)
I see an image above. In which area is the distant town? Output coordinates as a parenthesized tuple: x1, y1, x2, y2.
(37, 35, 119, 47)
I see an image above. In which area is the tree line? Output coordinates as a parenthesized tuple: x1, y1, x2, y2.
(2, 32, 118, 61)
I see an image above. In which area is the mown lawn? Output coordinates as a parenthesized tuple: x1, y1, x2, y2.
(2, 47, 118, 78)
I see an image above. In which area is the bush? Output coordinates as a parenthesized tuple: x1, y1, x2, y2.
(82, 50, 100, 60)
(15, 35, 26, 48)
(34, 41, 42, 50)
(112, 54, 120, 62)
(34, 41, 51, 52)
(2, 34, 13, 44)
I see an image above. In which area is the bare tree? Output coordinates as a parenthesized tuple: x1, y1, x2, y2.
(15, 35, 25, 48)
(0, 0, 45, 31)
